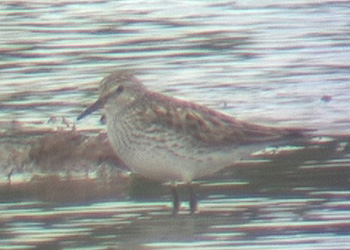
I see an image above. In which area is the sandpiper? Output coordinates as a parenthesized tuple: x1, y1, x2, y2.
(78, 70, 308, 214)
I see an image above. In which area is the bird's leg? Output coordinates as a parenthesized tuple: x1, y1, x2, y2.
(188, 183, 198, 214)
(170, 185, 180, 215)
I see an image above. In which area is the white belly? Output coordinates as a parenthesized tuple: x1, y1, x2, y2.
(105, 110, 268, 183)
(107, 122, 245, 183)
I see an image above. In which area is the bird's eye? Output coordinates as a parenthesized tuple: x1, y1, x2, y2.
(115, 85, 124, 94)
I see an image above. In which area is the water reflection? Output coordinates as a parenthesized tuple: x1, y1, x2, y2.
(2, 194, 350, 249)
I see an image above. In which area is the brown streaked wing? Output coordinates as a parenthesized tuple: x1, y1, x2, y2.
(141, 91, 306, 146)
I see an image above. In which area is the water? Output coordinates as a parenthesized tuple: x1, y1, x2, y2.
(2, 195, 350, 249)
(1, 0, 350, 249)
(1, 0, 349, 132)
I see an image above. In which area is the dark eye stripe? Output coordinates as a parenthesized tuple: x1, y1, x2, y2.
(116, 85, 124, 94)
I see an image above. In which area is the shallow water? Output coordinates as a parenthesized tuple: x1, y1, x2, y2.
(1, 0, 350, 133)
(2, 192, 350, 250)
(1, 0, 350, 249)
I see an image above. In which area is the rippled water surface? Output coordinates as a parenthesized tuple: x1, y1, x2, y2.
(2, 193, 350, 250)
(1, 0, 350, 249)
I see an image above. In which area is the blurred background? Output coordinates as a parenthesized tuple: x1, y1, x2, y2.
(1, 1, 350, 249)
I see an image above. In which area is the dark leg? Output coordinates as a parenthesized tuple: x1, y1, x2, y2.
(188, 183, 198, 214)
(170, 185, 180, 215)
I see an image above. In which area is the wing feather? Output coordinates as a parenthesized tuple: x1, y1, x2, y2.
(138, 92, 307, 146)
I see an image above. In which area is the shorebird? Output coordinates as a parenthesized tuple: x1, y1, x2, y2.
(78, 70, 308, 214)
